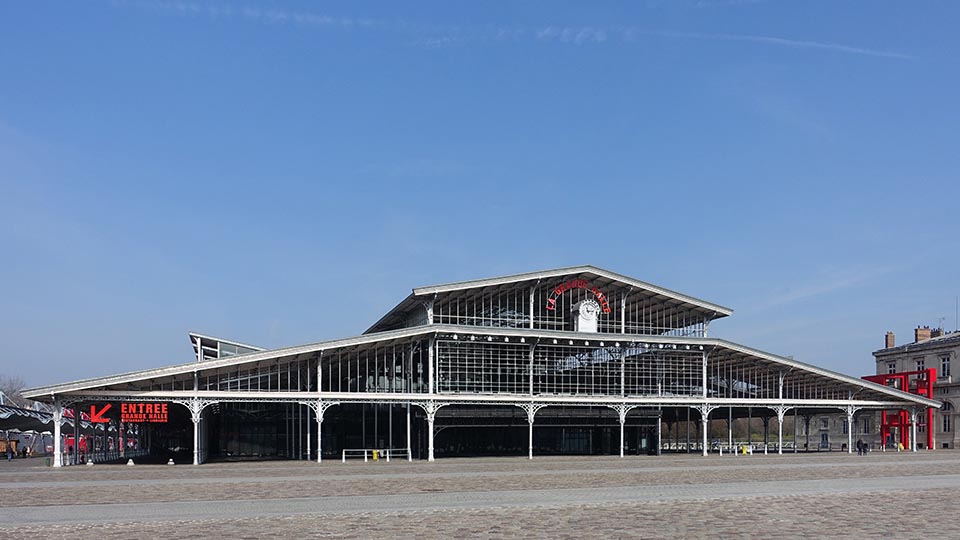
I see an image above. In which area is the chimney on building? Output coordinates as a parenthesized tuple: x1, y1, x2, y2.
(915, 326, 932, 343)
(931, 327, 944, 339)
(885, 331, 895, 349)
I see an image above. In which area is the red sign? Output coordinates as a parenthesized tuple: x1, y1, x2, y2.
(545, 280, 612, 314)
(90, 404, 112, 423)
(121, 403, 169, 423)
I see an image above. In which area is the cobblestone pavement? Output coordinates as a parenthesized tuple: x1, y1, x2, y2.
(2, 452, 959, 539)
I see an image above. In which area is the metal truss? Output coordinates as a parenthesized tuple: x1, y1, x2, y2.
(45, 389, 932, 465)
(51, 390, 913, 414)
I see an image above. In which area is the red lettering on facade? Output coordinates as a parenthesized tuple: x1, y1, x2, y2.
(544, 281, 613, 315)
(120, 402, 170, 423)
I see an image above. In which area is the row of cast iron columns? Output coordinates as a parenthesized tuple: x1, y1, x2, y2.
(49, 397, 927, 466)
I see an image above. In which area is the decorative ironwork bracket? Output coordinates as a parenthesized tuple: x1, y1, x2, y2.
(694, 404, 719, 421)
(171, 398, 219, 423)
(298, 400, 340, 423)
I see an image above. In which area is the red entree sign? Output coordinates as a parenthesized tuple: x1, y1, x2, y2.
(121, 402, 169, 423)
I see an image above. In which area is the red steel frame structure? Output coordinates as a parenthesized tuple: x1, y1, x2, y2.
(862, 368, 936, 450)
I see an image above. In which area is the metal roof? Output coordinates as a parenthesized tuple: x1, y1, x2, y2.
(23, 324, 938, 408)
(365, 265, 734, 334)
(23, 325, 438, 399)
(188, 332, 265, 353)
(189, 332, 265, 362)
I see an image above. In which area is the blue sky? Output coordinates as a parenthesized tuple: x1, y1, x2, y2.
(1, 1, 958, 387)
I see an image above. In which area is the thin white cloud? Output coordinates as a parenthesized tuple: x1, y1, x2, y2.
(748, 263, 910, 312)
(536, 26, 608, 44)
(107, 0, 913, 60)
(696, 0, 771, 7)
(759, 273, 876, 309)
(415, 35, 467, 48)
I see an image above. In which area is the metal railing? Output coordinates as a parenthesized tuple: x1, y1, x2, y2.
(341, 448, 411, 462)
(60, 448, 151, 466)
(694, 441, 797, 455)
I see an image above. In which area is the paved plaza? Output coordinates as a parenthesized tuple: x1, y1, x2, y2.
(2, 452, 960, 539)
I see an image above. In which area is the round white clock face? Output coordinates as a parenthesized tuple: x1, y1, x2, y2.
(580, 300, 600, 320)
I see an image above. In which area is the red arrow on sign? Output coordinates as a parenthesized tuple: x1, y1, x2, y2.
(90, 404, 112, 423)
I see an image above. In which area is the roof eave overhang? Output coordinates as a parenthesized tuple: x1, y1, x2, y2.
(49, 390, 929, 410)
(412, 265, 733, 316)
(363, 293, 418, 335)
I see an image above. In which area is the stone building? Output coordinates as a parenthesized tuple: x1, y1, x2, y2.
(817, 327, 958, 451)
(873, 327, 959, 449)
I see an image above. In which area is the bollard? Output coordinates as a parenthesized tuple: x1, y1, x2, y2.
(126, 459, 135, 466)
(86, 460, 95, 466)
(167, 458, 175, 466)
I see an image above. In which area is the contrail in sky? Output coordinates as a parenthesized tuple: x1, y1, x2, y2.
(107, 0, 914, 60)
(640, 30, 913, 60)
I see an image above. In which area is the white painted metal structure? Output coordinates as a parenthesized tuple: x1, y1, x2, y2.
(23, 266, 940, 466)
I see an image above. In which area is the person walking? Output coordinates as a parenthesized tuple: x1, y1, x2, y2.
(856, 438, 864, 456)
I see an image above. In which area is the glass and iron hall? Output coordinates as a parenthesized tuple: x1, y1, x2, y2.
(24, 265, 939, 466)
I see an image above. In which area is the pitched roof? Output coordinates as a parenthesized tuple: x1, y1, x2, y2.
(366, 265, 733, 334)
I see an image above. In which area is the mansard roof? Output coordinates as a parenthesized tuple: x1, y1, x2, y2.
(366, 265, 733, 334)
(874, 331, 960, 357)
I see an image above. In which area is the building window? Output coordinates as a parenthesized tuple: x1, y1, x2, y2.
(862, 417, 871, 434)
(943, 402, 954, 433)
(888, 362, 896, 374)
(916, 358, 925, 372)
(942, 355, 951, 378)
(842, 420, 849, 434)
(820, 418, 829, 430)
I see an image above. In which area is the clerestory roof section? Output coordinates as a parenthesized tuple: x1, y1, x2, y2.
(365, 265, 733, 334)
